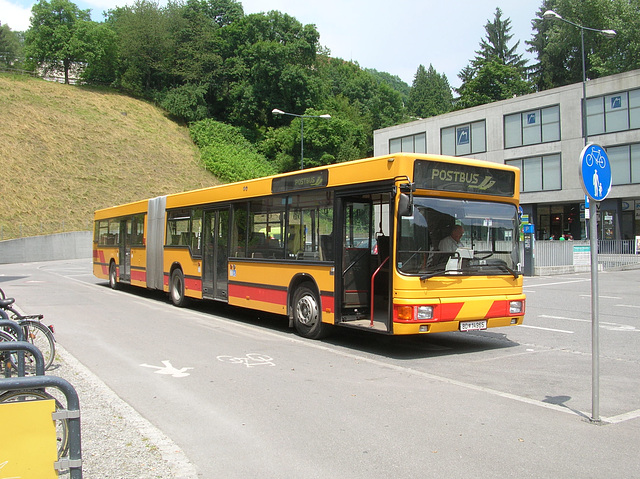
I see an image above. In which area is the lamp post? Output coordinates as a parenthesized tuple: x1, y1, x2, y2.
(272, 109, 331, 169)
(543, 10, 616, 424)
(542, 10, 615, 146)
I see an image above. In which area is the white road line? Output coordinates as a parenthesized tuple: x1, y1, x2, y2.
(540, 314, 588, 322)
(617, 304, 640, 309)
(524, 278, 590, 288)
(520, 324, 574, 333)
(579, 294, 622, 299)
(604, 409, 640, 424)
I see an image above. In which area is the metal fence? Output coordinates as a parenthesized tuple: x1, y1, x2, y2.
(530, 239, 640, 275)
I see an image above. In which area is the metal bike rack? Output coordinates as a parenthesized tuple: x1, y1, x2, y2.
(0, 319, 29, 377)
(0, 374, 83, 478)
(0, 332, 45, 377)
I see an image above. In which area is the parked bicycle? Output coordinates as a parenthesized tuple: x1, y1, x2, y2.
(0, 287, 56, 371)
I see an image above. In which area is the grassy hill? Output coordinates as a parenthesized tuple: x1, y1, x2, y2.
(0, 74, 218, 241)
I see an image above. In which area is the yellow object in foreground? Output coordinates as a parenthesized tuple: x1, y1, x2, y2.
(0, 398, 58, 478)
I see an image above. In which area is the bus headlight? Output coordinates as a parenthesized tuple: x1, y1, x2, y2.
(509, 301, 524, 314)
(417, 306, 434, 320)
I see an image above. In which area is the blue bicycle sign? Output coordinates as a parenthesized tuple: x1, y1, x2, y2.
(579, 144, 611, 202)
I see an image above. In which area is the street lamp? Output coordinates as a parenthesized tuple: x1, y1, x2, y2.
(272, 108, 331, 169)
(543, 10, 616, 425)
(542, 10, 616, 146)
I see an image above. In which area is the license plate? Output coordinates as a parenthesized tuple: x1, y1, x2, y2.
(460, 320, 487, 332)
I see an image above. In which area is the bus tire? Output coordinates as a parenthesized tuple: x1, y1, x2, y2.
(292, 284, 330, 339)
(109, 262, 119, 290)
(170, 269, 187, 307)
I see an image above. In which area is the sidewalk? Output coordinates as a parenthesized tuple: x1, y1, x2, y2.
(52, 345, 198, 479)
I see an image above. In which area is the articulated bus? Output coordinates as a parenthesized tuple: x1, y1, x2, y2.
(93, 153, 525, 339)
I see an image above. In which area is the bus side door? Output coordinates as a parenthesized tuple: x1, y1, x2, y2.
(203, 208, 229, 301)
(119, 218, 132, 283)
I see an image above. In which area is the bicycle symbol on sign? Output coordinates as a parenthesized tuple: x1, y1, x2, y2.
(585, 148, 607, 168)
(217, 353, 275, 368)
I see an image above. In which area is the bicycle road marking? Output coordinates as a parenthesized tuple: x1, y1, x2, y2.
(216, 353, 276, 367)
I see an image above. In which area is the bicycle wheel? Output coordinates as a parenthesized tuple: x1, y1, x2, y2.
(0, 329, 19, 372)
(21, 320, 56, 371)
(0, 389, 69, 458)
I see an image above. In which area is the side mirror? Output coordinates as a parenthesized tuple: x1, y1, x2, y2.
(398, 193, 412, 217)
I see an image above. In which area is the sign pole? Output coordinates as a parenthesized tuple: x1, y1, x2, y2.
(589, 200, 600, 422)
(579, 143, 611, 424)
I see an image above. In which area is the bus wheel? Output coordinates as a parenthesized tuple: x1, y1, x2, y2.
(292, 284, 330, 339)
(109, 262, 119, 290)
(170, 269, 187, 307)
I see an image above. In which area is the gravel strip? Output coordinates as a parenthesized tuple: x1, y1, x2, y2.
(52, 345, 198, 479)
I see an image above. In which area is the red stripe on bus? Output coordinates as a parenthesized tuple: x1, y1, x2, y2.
(131, 270, 147, 283)
(229, 283, 287, 305)
(438, 302, 464, 321)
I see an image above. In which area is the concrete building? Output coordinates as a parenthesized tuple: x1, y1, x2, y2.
(373, 70, 640, 241)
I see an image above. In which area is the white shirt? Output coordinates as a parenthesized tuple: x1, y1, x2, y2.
(438, 235, 462, 252)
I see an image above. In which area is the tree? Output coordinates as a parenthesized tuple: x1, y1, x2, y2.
(24, 0, 91, 84)
(106, 0, 173, 95)
(528, 0, 640, 91)
(0, 22, 24, 68)
(407, 64, 453, 118)
(456, 7, 531, 108)
(456, 61, 532, 110)
(74, 21, 118, 85)
(214, 11, 322, 129)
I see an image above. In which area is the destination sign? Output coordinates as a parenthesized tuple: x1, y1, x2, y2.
(414, 160, 515, 197)
(272, 169, 329, 193)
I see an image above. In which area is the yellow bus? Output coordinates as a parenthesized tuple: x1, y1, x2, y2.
(93, 153, 525, 339)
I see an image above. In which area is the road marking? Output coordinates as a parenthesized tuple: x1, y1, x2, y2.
(616, 304, 640, 309)
(140, 360, 193, 378)
(216, 354, 275, 367)
(520, 324, 574, 333)
(524, 278, 590, 288)
(579, 294, 622, 299)
(538, 315, 639, 331)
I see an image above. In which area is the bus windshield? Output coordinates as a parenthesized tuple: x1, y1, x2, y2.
(397, 197, 521, 278)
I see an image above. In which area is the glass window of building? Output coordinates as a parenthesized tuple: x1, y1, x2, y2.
(504, 105, 560, 148)
(607, 143, 640, 185)
(506, 154, 561, 192)
(389, 132, 426, 154)
(440, 120, 486, 156)
(586, 88, 640, 135)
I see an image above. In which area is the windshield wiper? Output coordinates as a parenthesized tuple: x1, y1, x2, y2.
(496, 263, 520, 279)
(420, 268, 461, 280)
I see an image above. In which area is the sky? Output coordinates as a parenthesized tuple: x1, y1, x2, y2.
(1, 0, 544, 88)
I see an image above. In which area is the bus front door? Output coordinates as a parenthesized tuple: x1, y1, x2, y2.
(119, 219, 131, 283)
(341, 200, 372, 316)
(203, 208, 229, 301)
(338, 195, 392, 333)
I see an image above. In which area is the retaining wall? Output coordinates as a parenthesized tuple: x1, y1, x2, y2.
(0, 231, 92, 264)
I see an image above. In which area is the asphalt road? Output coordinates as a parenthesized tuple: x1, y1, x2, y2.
(1, 259, 639, 478)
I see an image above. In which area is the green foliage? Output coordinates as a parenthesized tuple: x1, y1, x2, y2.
(0, 23, 24, 68)
(456, 7, 531, 107)
(260, 107, 367, 172)
(189, 119, 276, 182)
(159, 83, 209, 122)
(25, 0, 91, 83)
(75, 21, 118, 85)
(407, 64, 453, 118)
(455, 61, 532, 110)
(527, 0, 640, 91)
(106, 0, 173, 96)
